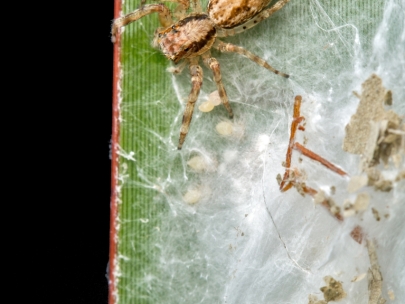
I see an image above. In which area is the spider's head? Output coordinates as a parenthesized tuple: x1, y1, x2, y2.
(153, 14, 216, 64)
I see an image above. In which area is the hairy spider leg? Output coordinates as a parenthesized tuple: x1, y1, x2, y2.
(202, 52, 234, 118)
(214, 40, 289, 78)
(111, 4, 173, 42)
(215, 0, 290, 37)
(178, 57, 203, 149)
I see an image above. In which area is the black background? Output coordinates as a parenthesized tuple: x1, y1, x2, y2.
(41, 3, 114, 303)
(66, 3, 114, 302)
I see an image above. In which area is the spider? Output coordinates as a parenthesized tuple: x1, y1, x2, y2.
(112, 0, 290, 149)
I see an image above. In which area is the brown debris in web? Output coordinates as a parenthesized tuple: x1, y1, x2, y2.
(343, 74, 404, 170)
(320, 276, 347, 302)
(314, 190, 343, 221)
(365, 167, 393, 192)
(396, 169, 405, 181)
(308, 276, 347, 303)
(279, 95, 304, 191)
(344, 76, 404, 195)
(278, 84, 401, 232)
(371, 207, 381, 221)
(307, 236, 388, 303)
(342, 192, 371, 218)
(307, 294, 327, 304)
(279, 95, 347, 221)
(366, 239, 387, 304)
(350, 225, 364, 244)
(294, 143, 347, 176)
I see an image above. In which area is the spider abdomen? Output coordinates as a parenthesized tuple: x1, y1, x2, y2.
(155, 14, 217, 63)
(208, 0, 268, 28)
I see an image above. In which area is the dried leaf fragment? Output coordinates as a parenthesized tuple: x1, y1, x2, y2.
(308, 294, 327, 304)
(371, 208, 381, 221)
(320, 276, 346, 302)
(350, 225, 364, 244)
(365, 167, 393, 192)
(366, 239, 386, 304)
(343, 74, 404, 169)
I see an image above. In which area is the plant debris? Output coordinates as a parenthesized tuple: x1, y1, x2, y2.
(320, 276, 346, 302)
(366, 239, 386, 304)
(343, 74, 403, 169)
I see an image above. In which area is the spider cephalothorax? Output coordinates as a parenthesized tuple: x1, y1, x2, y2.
(154, 14, 217, 63)
(112, 0, 290, 149)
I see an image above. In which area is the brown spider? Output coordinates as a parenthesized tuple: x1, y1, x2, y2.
(112, 0, 290, 149)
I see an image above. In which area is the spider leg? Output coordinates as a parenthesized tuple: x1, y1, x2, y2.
(111, 4, 173, 42)
(216, 0, 290, 37)
(178, 57, 203, 150)
(214, 40, 289, 78)
(202, 52, 234, 118)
